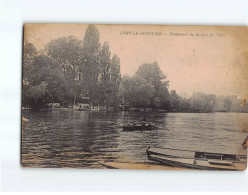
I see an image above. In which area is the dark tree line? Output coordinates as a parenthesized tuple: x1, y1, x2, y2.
(23, 25, 121, 110)
(22, 24, 247, 113)
(119, 62, 170, 109)
(118, 65, 247, 113)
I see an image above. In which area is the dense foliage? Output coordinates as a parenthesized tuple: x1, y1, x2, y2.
(23, 25, 121, 110)
(22, 25, 247, 112)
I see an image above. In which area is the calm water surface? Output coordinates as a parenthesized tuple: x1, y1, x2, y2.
(22, 110, 248, 168)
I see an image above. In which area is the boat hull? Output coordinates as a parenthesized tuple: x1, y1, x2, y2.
(122, 124, 155, 131)
(146, 147, 247, 171)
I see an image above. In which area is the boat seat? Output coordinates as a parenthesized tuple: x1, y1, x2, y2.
(208, 159, 233, 166)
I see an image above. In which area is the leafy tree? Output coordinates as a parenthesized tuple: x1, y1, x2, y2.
(23, 25, 122, 109)
(110, 54, 121, 85)
(23, 53, 69, 109)
(119, 75, 154, 108)
(45, 36, 83, 75)
(190, 92, 216, 112)
(135, 62, 169, 108)
(25, 81, 48, 110)
(179, 98, 192, 112)
(98, 42, 111, 106)
(224, 97, 232, 111)
(98, 45, 122, 108)
(133, 76, 155, 107)
(23, 42, 37, 84)
(170, 90, 181, 111)
(45, 36, 84, 105)
(82, 24, 101, 105)
(22, 42, 38, 107)
(109, 54, 121, 107)
(119, 75, 132, 108)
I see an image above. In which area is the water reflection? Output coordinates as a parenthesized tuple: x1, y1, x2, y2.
(22, 110, 248, 168)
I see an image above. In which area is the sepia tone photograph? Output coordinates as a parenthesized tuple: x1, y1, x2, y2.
(21, 24, 248, 170)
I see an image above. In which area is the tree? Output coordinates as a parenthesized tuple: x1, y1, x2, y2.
(133, 76, 155, 107)
(23, 54, 53, 110)
(109, 54, 121, 107)
(25, 81, 48, 110)
(110, 54, 121, 85)
(45, 36, 83, 75)
(98, 42, 111, 106)
(23, 42, 37, 84)
(23, 53, 69, 109)
(119, 75, 154, 108)
(135, 62, 169, 108)
(82, 24, 101, 105)
(170, 90, 181, 111)
(190, 92, 216, 112)
(224, 97, 232, 111)
(45, 36, 84, 105)
(22, 42, 39, 107)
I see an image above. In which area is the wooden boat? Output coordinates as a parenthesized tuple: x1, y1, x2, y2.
(98, 161, 182, 170)
(122, 122, 156, 131)
(146, 146, 247, 170)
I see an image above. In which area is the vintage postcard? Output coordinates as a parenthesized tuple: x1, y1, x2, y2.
(22, 24, 248, 170)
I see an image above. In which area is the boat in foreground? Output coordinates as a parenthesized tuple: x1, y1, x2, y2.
(146, 146, 247, 170)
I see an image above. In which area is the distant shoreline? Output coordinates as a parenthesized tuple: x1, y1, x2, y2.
(22, 108, 248, 114)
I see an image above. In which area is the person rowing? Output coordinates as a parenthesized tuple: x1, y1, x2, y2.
(141, 115, 147, 125)
(141, 115, 146, 122)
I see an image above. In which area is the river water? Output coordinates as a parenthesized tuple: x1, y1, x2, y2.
(21, 110, 248, 168)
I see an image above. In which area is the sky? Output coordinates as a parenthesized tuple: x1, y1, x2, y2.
(24, 24, 248, 98)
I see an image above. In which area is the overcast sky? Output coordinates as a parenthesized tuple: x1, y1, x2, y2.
(24, 24, 248, 97)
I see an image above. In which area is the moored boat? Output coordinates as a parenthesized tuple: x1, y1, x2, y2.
(146, 146, 247, 170)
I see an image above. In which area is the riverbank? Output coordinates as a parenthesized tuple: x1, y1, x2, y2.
(22, 107, 248, 114)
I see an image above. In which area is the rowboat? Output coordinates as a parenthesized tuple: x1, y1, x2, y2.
(98, 161, 182, 170)
(146, 146, 247, 170)
(122, 122, 156, 131)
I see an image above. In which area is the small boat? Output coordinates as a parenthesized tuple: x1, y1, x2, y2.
(146, 146, 247, 170)
(98, 161, 181, 170)
(122, 122, 156, 131)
